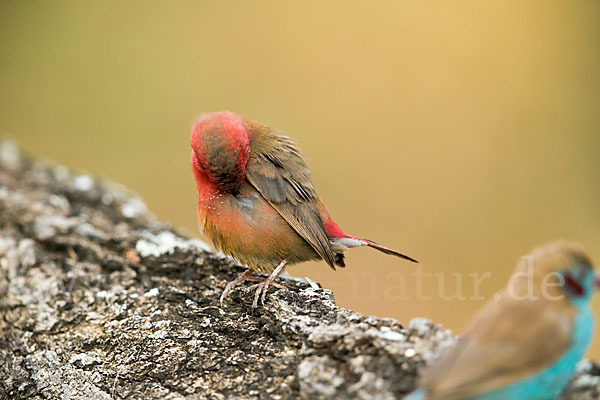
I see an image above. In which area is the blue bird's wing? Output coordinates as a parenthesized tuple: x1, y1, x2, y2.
(420, 292, 575, 399)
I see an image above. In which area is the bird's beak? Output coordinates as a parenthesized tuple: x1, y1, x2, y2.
(594, 274, 600, 291)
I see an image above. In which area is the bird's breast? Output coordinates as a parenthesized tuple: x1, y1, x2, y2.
(198, 182, 318, 271)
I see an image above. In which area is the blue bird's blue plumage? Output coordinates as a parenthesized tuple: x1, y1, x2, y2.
(404, 388, 425, 400)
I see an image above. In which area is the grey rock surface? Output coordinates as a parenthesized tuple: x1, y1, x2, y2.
(0, 140, 598, 400)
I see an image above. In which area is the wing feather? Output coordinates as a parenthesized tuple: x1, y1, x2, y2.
(245, 128, 337, 268)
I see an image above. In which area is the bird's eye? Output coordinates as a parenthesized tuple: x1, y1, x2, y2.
(564, 273, 585, 297)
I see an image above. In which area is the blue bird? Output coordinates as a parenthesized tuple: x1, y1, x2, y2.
(405, 241, 599, 400)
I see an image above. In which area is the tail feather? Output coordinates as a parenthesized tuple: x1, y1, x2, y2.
(362, 238, 418, 263)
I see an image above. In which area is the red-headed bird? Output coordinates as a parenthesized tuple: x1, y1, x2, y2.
(190, 111, 416, 308)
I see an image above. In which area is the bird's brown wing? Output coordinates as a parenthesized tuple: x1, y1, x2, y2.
(422, 292, 574, 399)
(245, 127, 337, 269)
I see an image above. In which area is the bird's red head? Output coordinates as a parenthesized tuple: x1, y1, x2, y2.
(190, 111, 253, 192)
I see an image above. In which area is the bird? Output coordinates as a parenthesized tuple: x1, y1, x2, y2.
(189, 111, 416, 309)
(405, 241, 599, 400)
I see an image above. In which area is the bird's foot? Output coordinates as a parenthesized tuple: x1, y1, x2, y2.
(220, 268, 254, 304)
(219, 263, 287, 307)
(249, 261, 288, 310)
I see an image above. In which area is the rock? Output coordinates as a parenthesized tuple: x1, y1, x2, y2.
(0, 139, 598, 399)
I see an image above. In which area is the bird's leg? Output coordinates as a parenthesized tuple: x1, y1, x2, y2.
(220, 267, 286, 305)
(244, 276, 286, 289)
(220, 268, 254, 304)
(251, 260, 287, 309)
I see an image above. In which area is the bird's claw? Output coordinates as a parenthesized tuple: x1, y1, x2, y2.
(248, 280, 285, 309)
(220, 261, 287, 310)
(219, 268, 254, 305)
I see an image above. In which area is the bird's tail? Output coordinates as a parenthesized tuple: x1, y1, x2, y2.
(360, 238, 418, 263)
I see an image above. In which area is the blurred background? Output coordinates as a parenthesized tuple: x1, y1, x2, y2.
(1, 1, 599, 357)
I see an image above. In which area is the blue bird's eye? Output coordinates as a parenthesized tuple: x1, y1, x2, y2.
(564, 273, 584, 297)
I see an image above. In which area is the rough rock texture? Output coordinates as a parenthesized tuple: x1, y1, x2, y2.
(0, 140, 598, 400)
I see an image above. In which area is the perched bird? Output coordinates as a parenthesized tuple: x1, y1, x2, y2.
(190, 111, 416, 308)
(405, 241, 599, 400)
